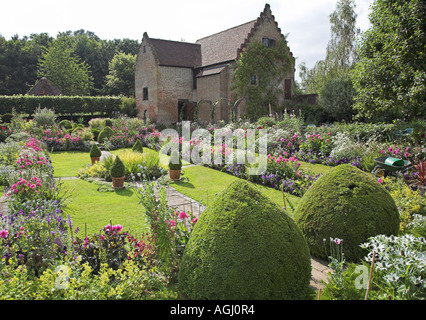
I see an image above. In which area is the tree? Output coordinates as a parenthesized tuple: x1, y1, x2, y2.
(299, 0, 360, 95)
(232, 38, 293, 120)
(104, 51, 136, 96)
(37, 36, 94, 95)
(320, 77, 356, 122)
(351, 0, 426, 120)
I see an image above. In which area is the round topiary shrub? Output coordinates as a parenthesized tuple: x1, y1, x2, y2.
(293, 164, 400, 262)
(178, 179, 312, 300)
(97, 126, 114, 143)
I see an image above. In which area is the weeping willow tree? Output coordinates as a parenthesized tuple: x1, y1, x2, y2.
(232, 38, 293, 121)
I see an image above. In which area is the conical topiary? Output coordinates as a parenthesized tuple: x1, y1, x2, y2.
(90, 142, 102, 158)
(110, 156, 125, 178)
(132, 140, 143, 153)
(178, 179, 312, 300)
(293, 164, 400, 262)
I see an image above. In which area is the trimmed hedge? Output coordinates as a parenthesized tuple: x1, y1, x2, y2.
(178, 179, 312, 300)
(293, 164, 400, 262)
(0, 95, 122, 116)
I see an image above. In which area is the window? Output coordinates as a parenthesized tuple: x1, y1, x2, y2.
(262, 37, 276, 48)
(143, 87, 148, 100)
(250, 75, 257, 85)
(143, 45, 146, 53)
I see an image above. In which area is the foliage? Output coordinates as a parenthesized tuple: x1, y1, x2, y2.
(293, 164, 400, 262)
(132, 139, 143, 153)
(0, 95, 122, 116)
(232, 39, 293, 120)
(89, 142, 102, 158)
(320, 76, 356, 122)
(299, 0, 359, 95)
(351, 0, 426, 120)
(110, 155, 125, 178)
(361, 234, 426, 300)
(97, 126, 114, 143)
(178, 179, 312, 300)
(104, 52, 136, 96)
(37, 36, 94, 96)
(33, 106, 57, 127)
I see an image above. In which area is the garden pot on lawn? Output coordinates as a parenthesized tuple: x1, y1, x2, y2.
(91, 157, 100, 165)
(169, 169, 181, 181)
(112, 176, 125, 189)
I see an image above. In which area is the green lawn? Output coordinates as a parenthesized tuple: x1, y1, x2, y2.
(52, 149, 323, 236)
(50, 151, 91, 177)
(61, 178, 147, 236)
(171, 165, 301, 211)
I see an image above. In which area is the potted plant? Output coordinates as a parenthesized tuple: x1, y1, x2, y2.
(110, 156, 126, 188)
(169, 150, 182, 181)
(90, 143, 102, 165)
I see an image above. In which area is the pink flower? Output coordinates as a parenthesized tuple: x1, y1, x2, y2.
(0, 229, 8, 239)
(405, 152, 409, 157)
(333, 238, 342, 245)
(170, 220, 176, 227)
(388, 147, 393, 152)
(378, 178, 382, 184)
(179, 212, 189, 219)
(191, 218, 198, 224)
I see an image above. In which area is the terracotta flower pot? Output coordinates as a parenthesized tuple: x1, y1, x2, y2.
(112, 176, 125, 189)
(169, 169, 181, 181)
(91, 156, 100, 165)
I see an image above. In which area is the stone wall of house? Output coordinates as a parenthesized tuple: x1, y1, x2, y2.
(157, 66, 195, 124)
(196, 73, 221, 123)
(135, 38, 159, 122)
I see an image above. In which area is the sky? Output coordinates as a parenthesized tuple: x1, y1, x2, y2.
(1, 0, 374, 79)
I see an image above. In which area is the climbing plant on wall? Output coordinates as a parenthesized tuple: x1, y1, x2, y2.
(232, 38, 293, 121)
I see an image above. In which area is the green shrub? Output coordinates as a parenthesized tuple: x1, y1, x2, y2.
(33, 107, 57, 127)
(293, 164, 400, 262)
(178, 179, 312, 300)
(104, 118, 113, 127)
(132, 140, 143, 153)
(90, 143, 102, 158)
(97, 126, 114, 143)
(110, 156, 125, 178)
(1, 113, 13, 123)
(120, 97, 138, 117)
(58, 119, 73, 130)
(168, 150, 182, 170)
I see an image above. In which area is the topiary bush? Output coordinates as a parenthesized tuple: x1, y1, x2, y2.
(58, 119, 73, 130)
(132, 140, 143, 153)
(110, 156, 125, 178)
(293, 164, 400, 262)
(97, 126, 114, 143)
(90, 143, 102, 158)
(178, 179, 312, 300)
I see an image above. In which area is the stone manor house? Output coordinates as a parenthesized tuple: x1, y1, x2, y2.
(135, 4, 296, 124)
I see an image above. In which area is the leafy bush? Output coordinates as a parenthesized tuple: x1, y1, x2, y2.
(89, 143, 102, 158)
(293, 164, 400, 262)
(110, 155, 125, 178)
(132, 139, 143, 153)
(33, 107, 57, 128)
(178, 179, 312, 300)
(97, 126, 114, 143)
(58, 119, 72, 130)
(1, 113, 13, 123)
